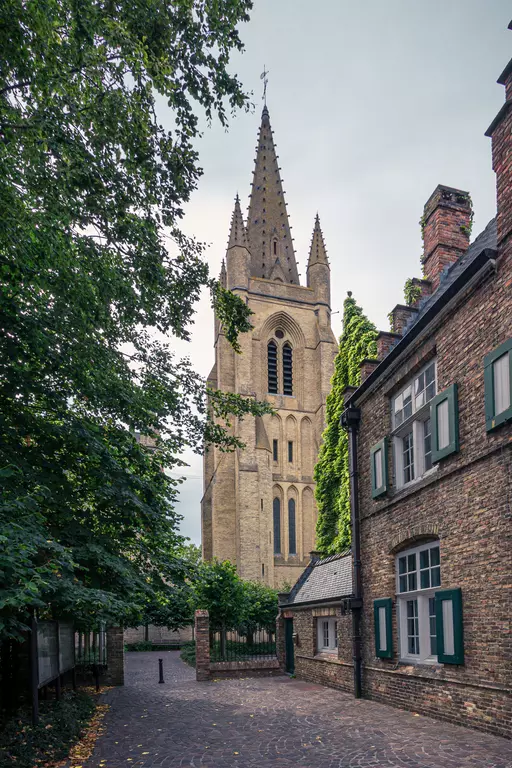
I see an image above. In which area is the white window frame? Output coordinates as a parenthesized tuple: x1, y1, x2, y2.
(392, 360, 438, 490)
(396, 542, 441, 664)
(316, 617, 338, 654)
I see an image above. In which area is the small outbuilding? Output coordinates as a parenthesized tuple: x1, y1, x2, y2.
(277, 552, 353, 692)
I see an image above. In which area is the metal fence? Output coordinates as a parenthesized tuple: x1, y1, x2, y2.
(75, 627, 107, 667)
(210, 627, 276, 662)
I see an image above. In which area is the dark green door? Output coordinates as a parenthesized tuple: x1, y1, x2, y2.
(284, 618, 295, 674)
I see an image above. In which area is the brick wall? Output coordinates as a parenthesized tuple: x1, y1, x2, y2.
(194, 610, 210, 682)
(282, 606, 354, 693)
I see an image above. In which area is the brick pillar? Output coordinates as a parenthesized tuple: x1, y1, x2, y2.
(276, 612, 286, 671)
(106, 626, 124, 686)
(194, 610, 210, 682)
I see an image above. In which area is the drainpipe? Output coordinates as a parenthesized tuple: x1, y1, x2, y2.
(341, 402, 362, 698)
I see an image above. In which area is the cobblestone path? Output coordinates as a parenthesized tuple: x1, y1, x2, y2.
(88, 651, 512, 768)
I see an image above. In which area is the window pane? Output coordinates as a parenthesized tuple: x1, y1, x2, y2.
(425, 362, 435, 385)
(430, 546, 440, 566)
(493, 353, 510, 416)
(395, 409, 403, 427)
(403, 432, 414, 484)
(273, 439, 278, 462)
(437, 399, 450, 450)
(407, 553, 416, 571)
(431, 566, 441, 587)
(288, 441, 293, 463)
(406, 599, 419, 655)
(374, 448, 383, 489)
(419, 549, 429, 569)
(323, 621, 329, 648)
(420, 570, 430, 589)
(334, 621, 338, 649)
(408, 572, 417, 591)
(273, 498, 281, 554)
(415, 372, 425, 396)
(398, 556, 407, 574)
(426, 381, 436, 402)
(423, 419, 432, 471)
(429, 597, 437, 656)
(399, 575, 407, 593)
(288, 499, 296, 555)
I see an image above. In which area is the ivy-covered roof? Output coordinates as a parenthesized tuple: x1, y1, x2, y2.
(284, 552, 352, 606)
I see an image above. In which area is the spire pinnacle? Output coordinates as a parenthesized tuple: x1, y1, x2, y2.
(308, 214, 329, 268)
(227, 194, 248, 250)
(220, 258, 227, 287)
(246, 107, 299, 284)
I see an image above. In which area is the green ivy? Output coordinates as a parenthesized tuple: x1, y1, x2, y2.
(314, 294, 377, 555)
(403, 278, 422, 306)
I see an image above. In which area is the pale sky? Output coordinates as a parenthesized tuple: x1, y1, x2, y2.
(164, 1, 511, 545)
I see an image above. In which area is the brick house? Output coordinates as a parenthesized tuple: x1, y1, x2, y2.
(338, 44, 512, 738)
(277, 552, 353, 691)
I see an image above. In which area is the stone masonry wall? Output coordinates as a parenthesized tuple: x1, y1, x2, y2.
(105, 626, 125, 686)
(124, 625, 193, 646)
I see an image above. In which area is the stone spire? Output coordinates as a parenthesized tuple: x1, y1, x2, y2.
(220, 259, 227, 288)
(246, 106, 299, 284)
(228, 194, 248, 250)
(307, 214, 329, 269)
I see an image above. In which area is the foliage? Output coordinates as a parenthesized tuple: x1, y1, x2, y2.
(240, 580, 278, 633)
(0, 690, 96, 768)
(191, 561, 278, 631)
(403, 278, 422, 307)
(180, 542, 203, 568)
(124, 640, 154, 652)
(314, 293, 377, 555)
(191, 560, 247, 631)
(0, 0, 269, 641)
(180, 640, 196, 667)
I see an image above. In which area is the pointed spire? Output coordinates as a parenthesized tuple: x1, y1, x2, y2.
(220, 258, 227, 288)
(227, 194, 248, 250)
(308, 213, 329, 267)
(246, 106, 299, 284)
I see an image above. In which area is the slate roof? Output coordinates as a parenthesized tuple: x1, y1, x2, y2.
(285, 553, 352, 606)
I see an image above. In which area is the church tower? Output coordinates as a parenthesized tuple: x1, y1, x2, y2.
(201, 106, 337, 587)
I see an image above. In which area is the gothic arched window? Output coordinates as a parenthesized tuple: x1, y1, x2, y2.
(273, 497, 281, 554)
(268, 341, 278, 393)
(288, 498, 296, 555)
(283, 343, 293, 396)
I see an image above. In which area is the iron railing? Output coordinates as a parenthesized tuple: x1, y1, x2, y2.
(210, 627, 276, 662)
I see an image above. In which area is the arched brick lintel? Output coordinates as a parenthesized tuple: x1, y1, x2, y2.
(389, 523, 440, 554)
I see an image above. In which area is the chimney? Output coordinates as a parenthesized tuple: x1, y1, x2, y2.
(421, 185, 472, 291)
(485, 23, 512, 249)
(360, 359, 379, 383)
(376, 331, 401, 361)
(389, 304, 419, 336)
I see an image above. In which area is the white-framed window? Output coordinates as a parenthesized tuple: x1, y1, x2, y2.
(316, 617, 338, 653)
(396, 542, 440, 663)
(392, 360, 437, 489)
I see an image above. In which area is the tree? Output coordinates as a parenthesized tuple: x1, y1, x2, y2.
(241, 581, 278, 634)
(314, 293, 377, 555)
(191, 560, 246, 632)
(0, 0, 269, 641)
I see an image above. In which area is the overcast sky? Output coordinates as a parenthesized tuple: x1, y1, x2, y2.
(166, 1, 511, 545)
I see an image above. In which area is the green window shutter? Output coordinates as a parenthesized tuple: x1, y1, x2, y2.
(370, 437, 388, 498)
(373, 598, 393, 658)
(435, 588, 464, 665)
(484, 338, 512, 432)
(431, 384, 459, 462)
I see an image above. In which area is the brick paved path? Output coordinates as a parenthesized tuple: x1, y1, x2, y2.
(88, 651, 512, 767)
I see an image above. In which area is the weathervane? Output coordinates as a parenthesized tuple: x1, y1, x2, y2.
(260, 66, 269, 105)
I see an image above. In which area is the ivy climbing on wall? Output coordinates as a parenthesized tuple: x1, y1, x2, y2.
(314, 293, 377, 555)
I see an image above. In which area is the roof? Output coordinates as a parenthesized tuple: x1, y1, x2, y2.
(347, 218, 497, 406)
(285, 553, 352, 607)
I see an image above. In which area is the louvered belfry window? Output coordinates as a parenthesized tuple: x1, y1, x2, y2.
(283, 343, 293, 395)
(268, 340, 278, 393)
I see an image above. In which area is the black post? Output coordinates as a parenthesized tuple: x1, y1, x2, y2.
(29, 614, 39, 725)
(341, 403, 362, 699)
(158, 658, 164, 684)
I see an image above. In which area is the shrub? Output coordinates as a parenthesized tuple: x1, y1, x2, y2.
(0, 690, 95, 768)
(180, 641, 196, 667)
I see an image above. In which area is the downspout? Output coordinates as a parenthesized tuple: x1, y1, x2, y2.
(341, 403, 362, 698)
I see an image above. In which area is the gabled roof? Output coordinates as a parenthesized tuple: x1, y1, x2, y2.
(284, 552, 352, 607)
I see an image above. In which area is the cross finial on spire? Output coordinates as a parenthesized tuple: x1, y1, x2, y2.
(260, 66, 269, 105)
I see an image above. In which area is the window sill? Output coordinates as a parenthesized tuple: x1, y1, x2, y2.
(395, 465, 438, 494)
(314, 651, 338, 660)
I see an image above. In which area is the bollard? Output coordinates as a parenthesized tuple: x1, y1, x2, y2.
(158, 658, 164, 684)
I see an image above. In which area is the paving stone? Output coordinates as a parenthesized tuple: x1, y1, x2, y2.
(84, 651, 512, 768)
